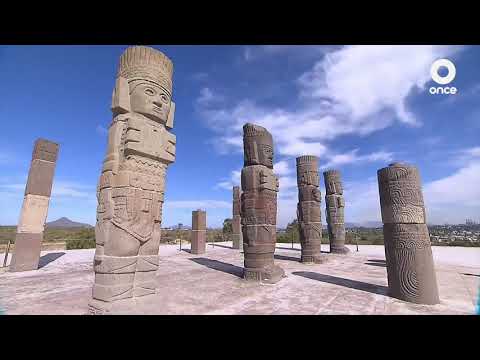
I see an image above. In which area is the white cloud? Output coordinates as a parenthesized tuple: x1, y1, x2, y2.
(51, 181, 95, 199)
(192, 72, 209, 81)
(198, 46, 463, 166)
(243, 47, 253, 62)
(321, 149, 394, 170)
(164, 200, 231, 210)
(298, 45, 464, 125)
(197, 45, 469, 227)
(273, 160, 292, 176)
(96, 124, 109, 136)
(241, 45, 338, 63)
(215, 169, 241, 190)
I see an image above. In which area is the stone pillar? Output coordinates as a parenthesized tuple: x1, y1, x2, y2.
(324, 170, 349, 254)
(89, 46, 177, 314)
(241, 123, 284, 283)
(296, 155, 322, 264)
(191, 209, 206, 254)
(232, 186, 243, 250)
(378, 163, 439, 304)
(10, 139, 59, 272)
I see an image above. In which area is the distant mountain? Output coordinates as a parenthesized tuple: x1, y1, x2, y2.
(46, 217, 93, 229)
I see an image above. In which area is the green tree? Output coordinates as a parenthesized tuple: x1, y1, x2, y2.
(285, 219, 300, 243)
(223, 218, 233, 234)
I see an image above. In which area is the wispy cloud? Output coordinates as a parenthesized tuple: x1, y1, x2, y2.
(198, 45, 463, 163)
(164, 200, 231, 210)
(215, 169, 241, 190)
(192, 72, 209, 81)
(96, 124, 109, 136)
(321, 149, 394, 170)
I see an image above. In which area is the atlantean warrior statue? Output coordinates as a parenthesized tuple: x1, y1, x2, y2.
(378, 163, 439, 304)
(89, 46, 176, 314)
(232, 186, 243, 250)
(241, 123, 284, 283)
(296, 155, 322, 263)
(324, 170, 349, 254)
(10, 139, 59, 272)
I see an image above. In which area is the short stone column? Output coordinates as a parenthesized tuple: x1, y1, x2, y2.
(232, 186, 243, 250)
(10, 139, 59, 272)
(191, 210, 207, 254)
(378, 162, 439, 304)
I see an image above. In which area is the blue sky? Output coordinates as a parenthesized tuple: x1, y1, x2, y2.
(0, 45, 479, 228)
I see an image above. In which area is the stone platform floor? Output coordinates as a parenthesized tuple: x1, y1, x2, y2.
(0, 243, 479, 315)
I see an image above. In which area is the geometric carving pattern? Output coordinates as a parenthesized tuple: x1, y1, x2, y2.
(232, 186, 243, 250)
(241, 123, 284, 283)
(378, 163, 439, 305)
(90, 46, 176, 314)
(323, 170, 349, 254)
(296, 155, 322, 263)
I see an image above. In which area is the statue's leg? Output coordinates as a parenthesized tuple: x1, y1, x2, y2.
(134, 220, 161, 298)
(89, 223, 140, 314)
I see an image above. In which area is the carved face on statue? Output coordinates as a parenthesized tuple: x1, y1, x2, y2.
(243, 123, 274, 168)
(129, 80, 171, 123)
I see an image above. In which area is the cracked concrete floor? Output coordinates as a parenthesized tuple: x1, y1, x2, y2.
(0, 243, 478, 315)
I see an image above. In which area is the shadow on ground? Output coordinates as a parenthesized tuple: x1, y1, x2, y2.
(365, 259, 387, 267)
(274, 254, 300, 262)
(189, 258, 243, 278)
(209, 244, 233, 250)
(181, 249, 192, 254)
(463, 273, 480, 277)
(276, 246, 301, 251)
(38, 252, 65, 269)
(292, 271, 389, 296)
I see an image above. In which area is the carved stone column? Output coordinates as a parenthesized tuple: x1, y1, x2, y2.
(10, 139, 59, 272)
(232, 186, 243, 250)
(89, 46, 177, 314)
(324, 170, 349, 254)
(191, 210, 206, 254)
(241, 123, 284, 283)
(296, 155, 322, 263)
(378, 162, 439, 304)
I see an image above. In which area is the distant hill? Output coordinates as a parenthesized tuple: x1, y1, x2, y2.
(46, 217, 93, 229)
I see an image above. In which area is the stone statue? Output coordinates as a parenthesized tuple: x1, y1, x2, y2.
(296, 155, 322, 263)
(191, 209, 206, 254)
(241, 123, 284, 283)
(232, 186, 243, 250)
(89, 46, 176, 314)
(378, 163, 439, 304)
(324, 170, 349, 254)
(10, 139, 59, 272)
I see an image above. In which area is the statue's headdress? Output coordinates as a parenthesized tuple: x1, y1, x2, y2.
(117, 46, 173, 95)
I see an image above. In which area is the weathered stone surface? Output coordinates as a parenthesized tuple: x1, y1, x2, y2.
(296, 155, 322, 264)
(241, 123, 284, 283)
(232, 186, 243, 250)
(10, 139, 58, 273)
(378, 163, 426, 224)
(9, 233, 43, 272)
(90, 46, 176, 314)
(323, 170, 349, 254)
(378, 163, 439, 305)
(32, 139, 59, 163)
(16, 194, 50, 234)
(191, 210, 207, 255)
